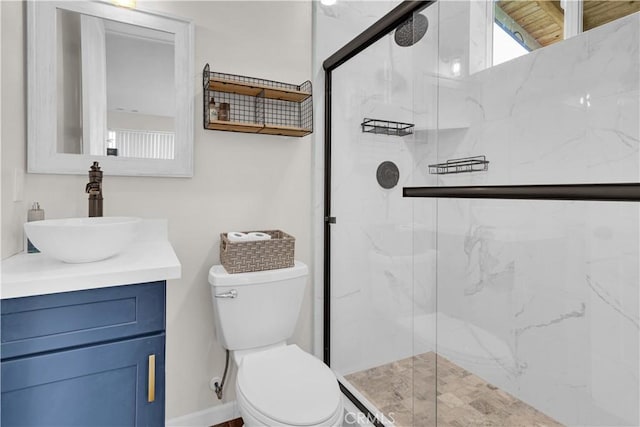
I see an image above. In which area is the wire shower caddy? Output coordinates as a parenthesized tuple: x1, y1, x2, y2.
(428, 156, 490, 175)
(361, 118, 414, 137)
(203, 64, 312, 137)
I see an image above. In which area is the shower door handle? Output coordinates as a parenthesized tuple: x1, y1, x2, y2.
(325, 216, 337, 224)
(215, 290, 237, 299)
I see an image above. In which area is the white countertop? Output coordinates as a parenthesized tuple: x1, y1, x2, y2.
(1, 220, 181, 299)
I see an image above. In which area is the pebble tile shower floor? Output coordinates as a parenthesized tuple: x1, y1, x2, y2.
(345, 352, 563, 427)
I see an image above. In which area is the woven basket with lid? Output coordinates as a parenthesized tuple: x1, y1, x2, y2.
(219, 230, 295, 274)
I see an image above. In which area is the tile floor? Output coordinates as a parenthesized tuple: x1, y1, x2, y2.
(345, 352, 564, 427)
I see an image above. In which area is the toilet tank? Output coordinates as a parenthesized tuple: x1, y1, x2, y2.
(209, 261, 308, 351)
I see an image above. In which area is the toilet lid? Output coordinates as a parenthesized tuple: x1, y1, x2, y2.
(237, 345, 341, 426)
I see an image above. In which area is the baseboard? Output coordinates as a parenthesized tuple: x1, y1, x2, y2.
(165, 393, 368, 427)
(166, 401, 240, 427)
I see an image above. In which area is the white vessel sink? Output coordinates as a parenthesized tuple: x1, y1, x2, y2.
(24, 217, 141, 263)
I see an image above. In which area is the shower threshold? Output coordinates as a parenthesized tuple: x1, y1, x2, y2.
(345, 352, 563, 427)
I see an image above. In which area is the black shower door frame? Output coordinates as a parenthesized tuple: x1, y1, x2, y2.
(322, 1, 640, 425)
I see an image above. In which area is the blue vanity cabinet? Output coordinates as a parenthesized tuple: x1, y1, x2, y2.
(1, 334, 165, 426)
(0, 282, 166, 427)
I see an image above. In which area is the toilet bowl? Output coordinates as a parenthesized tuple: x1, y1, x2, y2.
(236, 345, 342, 427)
(209, 261, 343, 427)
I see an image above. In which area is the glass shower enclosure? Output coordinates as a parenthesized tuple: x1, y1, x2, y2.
(322, 1, 640, 426)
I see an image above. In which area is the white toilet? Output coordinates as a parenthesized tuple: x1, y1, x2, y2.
(209, 261, 343, 427)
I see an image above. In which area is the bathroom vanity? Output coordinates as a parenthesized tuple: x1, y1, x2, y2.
(0, 220, 180, 426)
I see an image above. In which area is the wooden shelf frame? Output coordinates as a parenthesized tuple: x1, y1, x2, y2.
(202, 64, 313, 137)
(208, 78, 311, 103)
(206, 120, 311, 137)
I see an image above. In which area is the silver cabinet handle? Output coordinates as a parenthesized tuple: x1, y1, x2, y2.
(215, 290, 237, 299)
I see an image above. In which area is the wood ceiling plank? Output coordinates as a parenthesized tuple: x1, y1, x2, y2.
(584, 2, 640, 30)
(606, 2, 640, 17)
(585, 1, 636, 19)
(584, 5, 619, 23)
(497, 1, 510, 8)
(537, 31, 564, 46)
(516, 9, 548, 26)
(583, 0, 607, 12)
(508, 1, 540, 15)
(509, 2, 542, 20)
(530, 22, 562, 38)
(583, 1, 616, 14)
(522, 14, 554, 33)
(536, 0, 564, 28)
(590, 5, 629, 23)
(499, 1, 529, 15)
(525, 17, 558, 37)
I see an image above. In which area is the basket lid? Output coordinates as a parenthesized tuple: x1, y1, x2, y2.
(209, 261, 307, 286)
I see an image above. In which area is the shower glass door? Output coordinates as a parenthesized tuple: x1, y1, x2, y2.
(328, 5, 439, 425)
(326, 1, 639, 426)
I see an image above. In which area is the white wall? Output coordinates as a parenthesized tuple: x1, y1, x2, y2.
(1, 0, 312, 419)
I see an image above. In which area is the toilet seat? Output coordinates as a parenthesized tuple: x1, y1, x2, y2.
(236, 345, 342, 426)
(237, 389, 343, 427)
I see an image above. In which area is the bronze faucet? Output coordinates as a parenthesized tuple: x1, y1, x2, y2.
(86, 161, 103, 217)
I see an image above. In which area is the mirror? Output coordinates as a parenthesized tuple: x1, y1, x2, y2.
(28, 1, 193, 177)
(57, 11, 176, 159)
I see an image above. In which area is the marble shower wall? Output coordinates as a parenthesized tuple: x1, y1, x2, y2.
(430, 9, 640, 426)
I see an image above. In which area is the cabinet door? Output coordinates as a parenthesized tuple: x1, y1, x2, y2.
(1, 334, 165, 427)
(1, 281, 166, 359)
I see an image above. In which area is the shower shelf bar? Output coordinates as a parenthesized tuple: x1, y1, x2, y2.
(403, 183, 640, 202)
(361, 118, 414, 137)
(429, 156, 489, 174)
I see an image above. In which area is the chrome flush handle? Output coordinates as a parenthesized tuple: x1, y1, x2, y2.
(215, 290, 237, 299)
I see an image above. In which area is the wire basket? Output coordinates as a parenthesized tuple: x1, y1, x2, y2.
(219, 230, 295, 274)
(361, 118, 414, 137)
(203, 64, 312, 137)
(428, 156, 489, 174)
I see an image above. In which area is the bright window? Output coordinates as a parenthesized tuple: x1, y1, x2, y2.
(492, 22, 529, 66)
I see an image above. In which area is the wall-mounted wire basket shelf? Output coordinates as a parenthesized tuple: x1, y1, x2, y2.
(361, 118, 414, 137)
(429, 156, 489, 175)
(203, 63, 312, 137)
